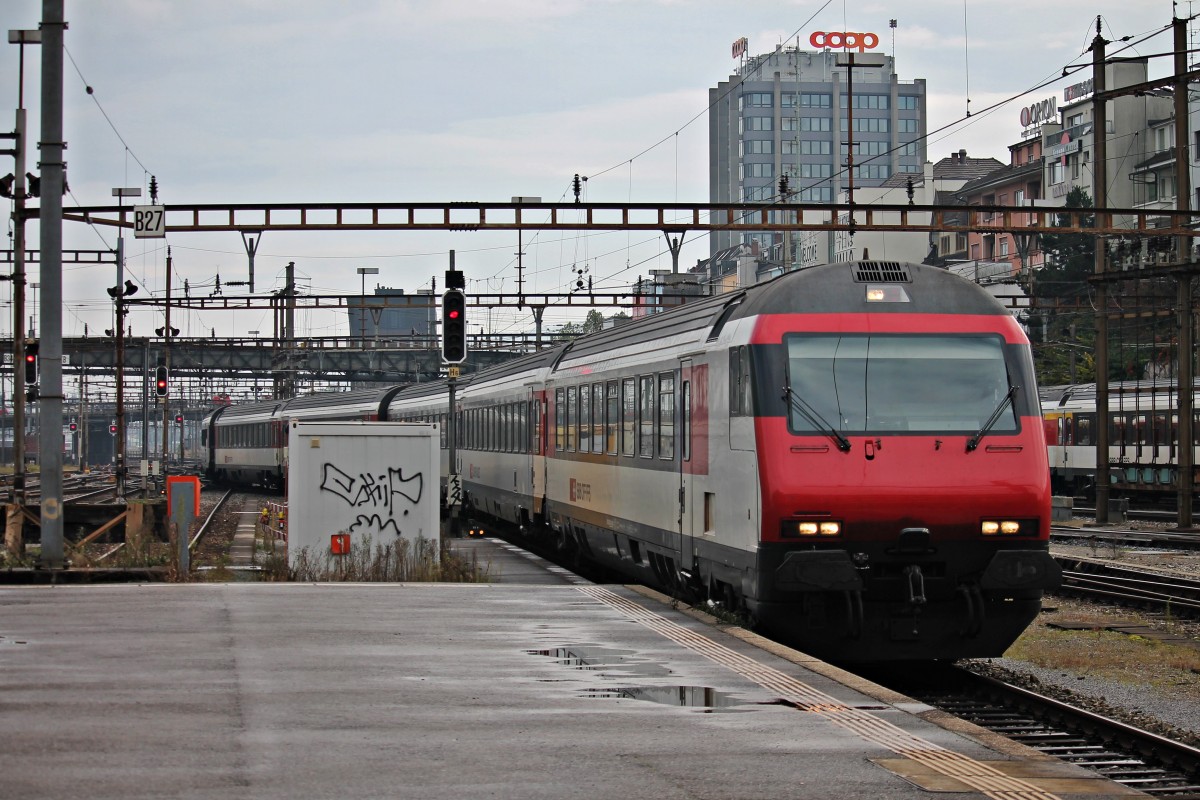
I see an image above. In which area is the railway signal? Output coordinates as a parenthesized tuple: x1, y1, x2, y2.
(441, 289, 467, 364)
(23, 340, 37, 384)
(155, 365, 168, 397)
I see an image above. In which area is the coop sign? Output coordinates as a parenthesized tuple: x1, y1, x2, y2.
(1019, 96, 1057, 129)
(731, 37, 748, 59)
(809, 31, 879, 52)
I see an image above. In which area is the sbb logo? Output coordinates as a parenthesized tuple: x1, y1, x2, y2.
(809, 31, 880, 52)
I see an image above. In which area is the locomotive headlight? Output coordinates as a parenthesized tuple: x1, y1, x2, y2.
(784, 520, 843, 538)
(865, 284, 911, 303)
(981, 520, 1029, 536)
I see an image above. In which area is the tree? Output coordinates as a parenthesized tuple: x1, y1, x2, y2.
(558, 310, 609, 338)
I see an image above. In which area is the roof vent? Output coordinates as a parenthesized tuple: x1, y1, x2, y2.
(853, 261, 911, 283)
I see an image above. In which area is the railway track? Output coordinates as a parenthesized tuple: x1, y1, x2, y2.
(1053, 556, 1200, 618)
(189, 488, 233, 552)
(1051, 525, 1200, 550)
(873, 664, 1200, 796)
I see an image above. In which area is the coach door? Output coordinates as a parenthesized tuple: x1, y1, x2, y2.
(678, 360, 695, 572)
(530, 387, 548, 517)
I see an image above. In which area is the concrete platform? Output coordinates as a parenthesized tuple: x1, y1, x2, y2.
(0, 579, 1134, 799)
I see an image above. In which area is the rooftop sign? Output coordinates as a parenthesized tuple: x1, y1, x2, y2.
(1063, 78, 1094, 103)
(1019, 97, 1057, 129)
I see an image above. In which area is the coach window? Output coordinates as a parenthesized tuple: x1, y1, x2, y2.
(592, 383, 605, 454)
(621, 378, 636, 457)
(578, 385, 591, 453)
(638, 376, 655, 457)
(507, 403, 514, 453)
(658, 373, 675, 459)
(555, 389, 565, 451)
(1075, 414, 1093, 446)
(567, 387, 578, 452)
(605, 381, 619, 455)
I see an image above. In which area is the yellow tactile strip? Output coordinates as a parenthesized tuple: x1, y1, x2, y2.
(579, 585, 1071, 800)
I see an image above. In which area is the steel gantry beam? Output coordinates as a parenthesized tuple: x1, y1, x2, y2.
(51, 200, 1200, 237)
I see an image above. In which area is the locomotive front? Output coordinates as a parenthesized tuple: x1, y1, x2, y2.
(748, 262, 1060, 661)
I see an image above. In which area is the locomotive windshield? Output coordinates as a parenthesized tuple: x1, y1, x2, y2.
(784, 334, 1017, 435)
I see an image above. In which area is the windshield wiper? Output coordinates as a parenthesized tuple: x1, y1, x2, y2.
(965, 385, 1019, 453)
(782, 386, 851, 452)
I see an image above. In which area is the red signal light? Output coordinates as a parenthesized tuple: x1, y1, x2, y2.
(448, 310, 460, 319)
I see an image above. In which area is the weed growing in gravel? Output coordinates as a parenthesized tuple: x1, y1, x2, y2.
(288, 534, 491, 583)
(1007, 624, 1200, 692)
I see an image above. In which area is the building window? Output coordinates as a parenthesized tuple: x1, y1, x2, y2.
(800, 163, 832, 178)
(800, 93, 831, 108)
(800, 140, 832, 155)
(798, 187, 833, 201)
(1000, 237, 1010, 257)
(743, 92, 773, 108)
(745, 116, 773, 131)
(853, 164, 890, 180)
(744, 139, 774, 154)
(897, 95, 919, 110)
(897, 119, 918, 134)
(840, 94, 889, 109)
(842, 141, 888, 156)
(745, 162, 774, 178)
(780, 93, 798, 108)
(842, 117, 889, 133)
(898, 164, 921, 173)
(800, 116, 831, 132)
(1049, 160, 1064, 186)
(743, 186, 773, 201)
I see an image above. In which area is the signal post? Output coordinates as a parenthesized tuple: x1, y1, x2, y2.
(442, 254, 467, 538)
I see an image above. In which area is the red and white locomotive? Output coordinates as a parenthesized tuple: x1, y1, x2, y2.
(206, 260, 1059, 662)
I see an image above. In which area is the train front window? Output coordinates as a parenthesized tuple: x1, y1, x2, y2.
(784, 334, 1016, 435)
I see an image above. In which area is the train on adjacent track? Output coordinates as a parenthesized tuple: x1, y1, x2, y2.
(1042, 380, 1200, 499)
(202, 260, 1060, 662)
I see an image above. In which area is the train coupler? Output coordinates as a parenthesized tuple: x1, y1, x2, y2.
(903, 564, 927, 606)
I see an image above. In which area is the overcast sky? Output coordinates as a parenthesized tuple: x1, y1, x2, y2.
(0, 0, 1186, 343)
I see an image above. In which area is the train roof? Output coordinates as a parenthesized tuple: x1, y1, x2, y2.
(729, 261, 1011, 320)
(1041, 379, 1200, 408)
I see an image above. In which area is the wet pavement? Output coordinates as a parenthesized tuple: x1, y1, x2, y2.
(0, 579, 1136, 799)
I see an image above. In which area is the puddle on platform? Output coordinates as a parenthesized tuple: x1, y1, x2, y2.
(582, 685, 746, 711)
(528, 645, 672, 677)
